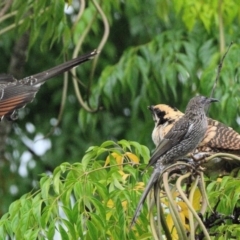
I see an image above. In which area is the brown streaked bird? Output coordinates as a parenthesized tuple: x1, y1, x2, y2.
(0, 50, 98, 120)
(148, 104, 240, 155)
(130, 96, 218, 227)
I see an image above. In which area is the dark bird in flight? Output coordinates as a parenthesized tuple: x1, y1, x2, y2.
(130, 96, 218, 227)
(0, 49, 98, 120)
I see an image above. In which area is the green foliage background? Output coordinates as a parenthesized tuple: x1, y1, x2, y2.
(0, 0, 240, 238)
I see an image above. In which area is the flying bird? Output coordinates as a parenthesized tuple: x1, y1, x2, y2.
(130, 96, 218, 227)
(0, 50, 98, 120)
(148, 104, 240, 155)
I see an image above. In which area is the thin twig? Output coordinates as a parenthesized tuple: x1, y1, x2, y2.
(210, 41, 233, 99)
(176, 173, 211, 240)
(0, 0, 13, 18)
(188, 176, 199, 240)
(163, 172, 188, 240)
(205, 152, 240, 162)
(149, 195, 160, 240)
(199, 171, 213, 213)
(42, 70, 69, 139)
(71, 11, 98, 112)
(155, 185, 163, 240)
(88, 0, 109, 102)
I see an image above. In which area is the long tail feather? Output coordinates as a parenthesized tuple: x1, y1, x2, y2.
(21, 49, 99, 84)
(130, 166, 162, 228)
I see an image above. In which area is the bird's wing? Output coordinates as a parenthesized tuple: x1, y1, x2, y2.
(131, 116, 192, 227)
(0, 83, 38, 119)
(203, 118, 240, 150)
(147, 116, 191, 167)
(0, 74, 36, 119)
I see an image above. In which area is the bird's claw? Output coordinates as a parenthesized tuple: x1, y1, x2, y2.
(179, 155, 207, 173)
(191, 152, 210, 161)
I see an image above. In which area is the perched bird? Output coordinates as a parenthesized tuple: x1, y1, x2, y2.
(130, 96, 218, 227)
(0, 50, 98, 120)
(148, 104, 240, 155)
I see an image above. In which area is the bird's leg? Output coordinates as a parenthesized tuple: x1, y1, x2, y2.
(6, 110, 18, 121)
(177, 152, 207, 173)
(190, 151, 211, 170)
(192, 152, 210, 161)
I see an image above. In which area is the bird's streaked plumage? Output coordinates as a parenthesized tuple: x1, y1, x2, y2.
(130, 96, 218, 227)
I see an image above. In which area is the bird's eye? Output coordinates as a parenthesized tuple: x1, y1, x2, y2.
(155, 109, 163, 117)
(200, 96, 207, 103)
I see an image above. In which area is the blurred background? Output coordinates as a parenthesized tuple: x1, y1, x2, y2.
(0, 0, 240, 215)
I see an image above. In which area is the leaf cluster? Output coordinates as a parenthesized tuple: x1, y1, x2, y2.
(0, 140, 151, 239)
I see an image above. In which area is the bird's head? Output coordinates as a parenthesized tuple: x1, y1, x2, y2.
(185, 96, 218, 113)
(148, 104, 183, 127)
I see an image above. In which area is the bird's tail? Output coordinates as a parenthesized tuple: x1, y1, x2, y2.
(22, 49, 98, 85)
(130, 166, 162, 228)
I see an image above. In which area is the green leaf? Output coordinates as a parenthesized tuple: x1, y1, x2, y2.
(118, 140, 131, 150)
(41, 205, 53, 228)
(53, 166, 61, 194)
(62, 219, 76, 239)
(86, 220, 98, 239)
(58, 224, 69, 240)
(100, 140, 116, 148)
(40, 176, 51, 200)
(24, 229, 39, 239)
(46, 220, 55, 240)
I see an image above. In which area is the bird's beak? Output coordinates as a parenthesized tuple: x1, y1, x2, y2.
(148, 105, 154, 113)
(208, 98, 219, 103)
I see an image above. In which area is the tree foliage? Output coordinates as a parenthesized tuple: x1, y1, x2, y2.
(0, 141, 151, 239)
(0, 0, 240, 238)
